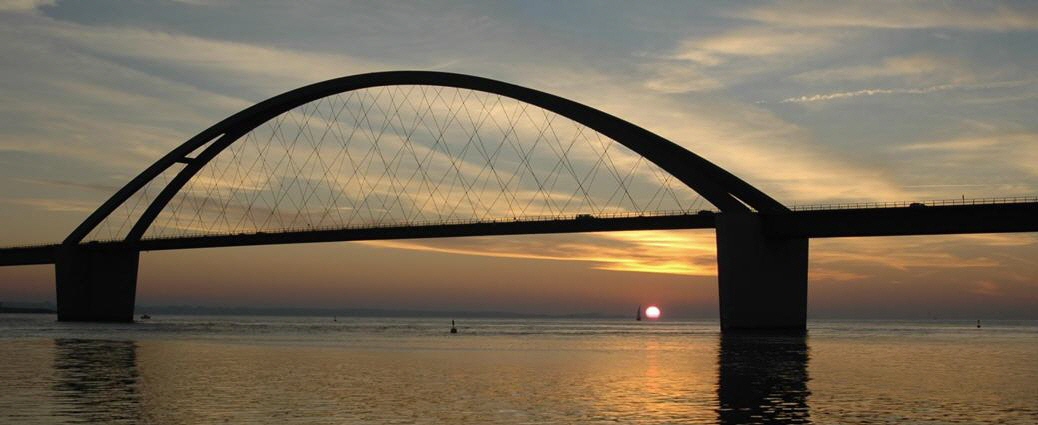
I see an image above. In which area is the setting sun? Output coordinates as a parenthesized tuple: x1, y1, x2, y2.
(645, 305, 661, 320)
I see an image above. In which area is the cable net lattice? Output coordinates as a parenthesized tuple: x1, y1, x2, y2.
(134, 86, 707, 239)
(84, 164, 185, 242)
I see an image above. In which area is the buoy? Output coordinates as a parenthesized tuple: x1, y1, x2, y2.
(450, 319, 458, 334)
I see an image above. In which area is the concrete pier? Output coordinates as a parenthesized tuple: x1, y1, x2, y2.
(55, 243, 139, 322)
(715, 213, 809, 332)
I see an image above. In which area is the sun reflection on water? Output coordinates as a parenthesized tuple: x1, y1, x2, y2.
(0, 317, 1035, 424)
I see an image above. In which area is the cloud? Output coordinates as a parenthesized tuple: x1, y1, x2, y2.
(893, 132, 1038, 178)
(791, 55, 976, 84)
(642, 62, 723, 94)
(896, 137, 1003, 153)
(738, 1, 1038, 31)
(810, 269, 869, 282)
(14, 177, 119, 194)
(361, 229, 719, 276)
(681, 29, 838, 62)
(641, 26, 844, 92)
(0, 0, 53, 12)
(779, 79, 1038, 103)
(38, 20, 384, 93)
(809, 234, 1038, 283)
(972, 280, 1003, 296)
(663, 27, 841, 75)
(5, 197, 97, 212)
(584, 91, 913, 203)
(0, 5, 919, 215)
(780, 84, 959, 103)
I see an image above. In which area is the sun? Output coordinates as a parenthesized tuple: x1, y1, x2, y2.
(645, 305, 661, 320)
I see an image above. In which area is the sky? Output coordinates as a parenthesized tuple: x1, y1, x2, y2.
(1, 0, 1037, 318)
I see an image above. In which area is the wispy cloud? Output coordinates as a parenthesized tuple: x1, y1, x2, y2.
(780, 84, 960, 103)
(738, 1, 1038, 31)
(972, 280, 1003, 296)
(36, 21, 384, 93)
(0, 0, 53, 12)
(642, 61, 723, 94)
(603, 94, 913, 203)
(641, 26, 844, 93)
(791, 55, 976, 84)
(891, 133, 1038, 180)
(5, 197, 97, 212)
(779, 79, 1038, 104)
(809, 235, 1037, 283)
(678, 28, 839, 63)
(361, 230, 719, 276)
(14, 177, 119, 193)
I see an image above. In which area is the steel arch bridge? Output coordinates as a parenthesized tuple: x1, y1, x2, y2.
(68, 71, 784, 246)
(2, 71, 1037, 332)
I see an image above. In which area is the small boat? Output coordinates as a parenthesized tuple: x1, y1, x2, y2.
(636, 305, 642, 321)
(139, 314, 151, 320)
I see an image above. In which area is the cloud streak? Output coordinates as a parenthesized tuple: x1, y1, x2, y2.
(780, 84, 960, 103)
(779, 79, 1038, 103)
(361, 230, 719, 277)
(738, 1, 1038, 31)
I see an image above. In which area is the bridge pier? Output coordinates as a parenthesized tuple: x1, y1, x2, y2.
(55, 243, 139, 322)
(715, 213, 808, 333)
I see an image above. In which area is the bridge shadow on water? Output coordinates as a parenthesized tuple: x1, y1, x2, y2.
(52, 339, 141, 424)
(717, 333, 811, 424)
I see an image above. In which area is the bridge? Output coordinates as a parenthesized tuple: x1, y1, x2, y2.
(1, 71, 1036, 332)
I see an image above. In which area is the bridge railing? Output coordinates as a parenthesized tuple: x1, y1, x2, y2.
(0, 209, 710, 248)
(0, 242, 61, 251)
(0, 209, 717, 249)
(141, 209, 709, 242)
(74, 209, 709, 244)
(789, 195, 1038, 211)
(0, 242, 61, 249)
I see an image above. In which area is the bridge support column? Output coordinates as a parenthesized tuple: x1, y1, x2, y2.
(715, 213, 808, 333)
(55, 243, 139, 322)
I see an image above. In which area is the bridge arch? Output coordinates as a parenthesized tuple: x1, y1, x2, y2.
(65, 71, 785, 244)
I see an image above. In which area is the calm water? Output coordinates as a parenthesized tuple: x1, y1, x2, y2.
(0, 315, 1035, 424)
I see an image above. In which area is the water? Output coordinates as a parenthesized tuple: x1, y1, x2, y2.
(1, 315, 1036, 424)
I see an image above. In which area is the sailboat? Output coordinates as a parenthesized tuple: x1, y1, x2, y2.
(636, 305, 642, 321)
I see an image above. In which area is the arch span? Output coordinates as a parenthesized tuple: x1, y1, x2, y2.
(65, 71, 785, 245)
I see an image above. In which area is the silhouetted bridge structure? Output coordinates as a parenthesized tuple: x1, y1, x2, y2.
(1, 71, 1035, 332)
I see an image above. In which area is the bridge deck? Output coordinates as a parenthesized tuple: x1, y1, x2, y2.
(767, 202, 1038, 238)
(0, 245, 59, 267)
(2, 202, 1036, 267)
(0, 214, 715, 266)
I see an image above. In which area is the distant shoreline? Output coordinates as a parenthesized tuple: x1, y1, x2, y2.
(133, 305, 628, 319)
(0, 306, 56, 314)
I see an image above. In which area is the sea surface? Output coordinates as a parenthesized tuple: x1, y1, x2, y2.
(0, 314, 1035, 424)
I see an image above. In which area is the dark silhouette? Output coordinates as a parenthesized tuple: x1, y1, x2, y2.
(717, 334, 810, 424)
(636, 305, 642, 321)
(0, 71, 1035, 332)
(450, 320, 457, 334)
